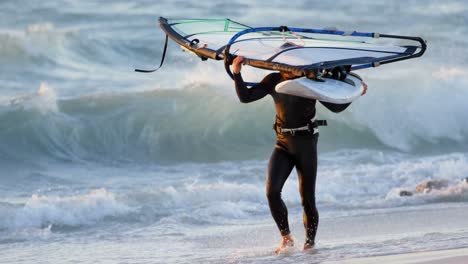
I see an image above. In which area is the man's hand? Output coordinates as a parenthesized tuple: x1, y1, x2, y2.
(233, 56, 245, 74)
(361, 81, 368, 96)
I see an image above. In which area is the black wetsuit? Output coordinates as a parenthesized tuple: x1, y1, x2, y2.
(234, 72, 350, 246)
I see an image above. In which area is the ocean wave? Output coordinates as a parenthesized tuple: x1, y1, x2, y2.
(114, 152, 468, 224)
(2, 152, 467, 233)
(0, 82, 274, 164)
(1, 1, 467, 152)
(0, 21, 151, 86)
(318, 151, 468, 209)
(386, 181, 468, 204)
(0, 23, 68, 62)
(1, 78, 468, 164)
(0, 188, 135, 230)
(121, 174, 267, 226)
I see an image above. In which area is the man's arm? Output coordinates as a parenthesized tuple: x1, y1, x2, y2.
(232, 56, 273, 103)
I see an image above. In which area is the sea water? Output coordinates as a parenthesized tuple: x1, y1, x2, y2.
(1, 1, 468, 263)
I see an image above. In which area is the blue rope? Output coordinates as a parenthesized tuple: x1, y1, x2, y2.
(227, 26, 374, 45)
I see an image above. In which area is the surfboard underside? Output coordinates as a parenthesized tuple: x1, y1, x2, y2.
(275, 73, 364, 103)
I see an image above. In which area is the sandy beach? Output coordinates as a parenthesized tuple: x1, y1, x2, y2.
(323, 248, 468, 264)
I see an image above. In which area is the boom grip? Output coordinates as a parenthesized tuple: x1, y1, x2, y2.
(243, 58, 306, 77)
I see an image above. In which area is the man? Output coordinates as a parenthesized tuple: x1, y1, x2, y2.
(232, 56, 367, 253)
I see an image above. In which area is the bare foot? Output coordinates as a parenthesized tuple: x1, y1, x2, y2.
(303, 241, 315, 251)
(274, 234, 294, 254)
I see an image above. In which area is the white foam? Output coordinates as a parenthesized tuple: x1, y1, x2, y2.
(6, 82, 58, 113)
(318, 150, 468, 208)
(119, 152, 468, 224)
(150, 181, 266, 222)
(7, 188, 134, 229)
(35, 82, 59, 113)
(432, 67, 466, 80)
(321, 64, 468, 151)
(26, 23, 54, 34)
(410, 2, 467, 15)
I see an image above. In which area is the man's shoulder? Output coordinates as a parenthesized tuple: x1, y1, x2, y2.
(261, 72, 283, 85)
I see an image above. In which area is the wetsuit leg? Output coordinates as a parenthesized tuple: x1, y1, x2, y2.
(294, 134, 319, 245)
(266, 147, 295, 236)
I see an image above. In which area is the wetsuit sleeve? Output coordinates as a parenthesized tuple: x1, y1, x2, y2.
(320, 101, 351, 113)
(233, 73, 274, 103)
